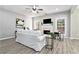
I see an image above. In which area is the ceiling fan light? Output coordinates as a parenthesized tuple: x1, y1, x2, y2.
(32, 8, 36, 11)
(56, 8, 59, 11)
(32, 10, 37, 13)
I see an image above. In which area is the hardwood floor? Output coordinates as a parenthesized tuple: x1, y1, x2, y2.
(0, 38, 79, 54)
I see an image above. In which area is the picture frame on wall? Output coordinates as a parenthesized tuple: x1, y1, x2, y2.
(16, 18, 24, 29)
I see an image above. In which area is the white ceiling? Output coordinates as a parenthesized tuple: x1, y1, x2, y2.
(0, 5, 73, 17)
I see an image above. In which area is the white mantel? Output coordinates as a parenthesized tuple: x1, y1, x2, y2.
(42, 24, 53, 33)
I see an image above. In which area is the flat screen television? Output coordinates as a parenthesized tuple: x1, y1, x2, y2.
(43, 18, 51, 24)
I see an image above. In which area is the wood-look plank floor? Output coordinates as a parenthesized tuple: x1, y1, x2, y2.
(0, 38, 79, 54)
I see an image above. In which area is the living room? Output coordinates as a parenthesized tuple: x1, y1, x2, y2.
(0, 5, 79, 54)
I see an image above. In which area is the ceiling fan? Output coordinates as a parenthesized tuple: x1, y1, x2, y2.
(25, 5, 43, 14)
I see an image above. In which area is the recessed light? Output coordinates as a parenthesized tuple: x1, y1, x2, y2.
(56, 8, 59, 11)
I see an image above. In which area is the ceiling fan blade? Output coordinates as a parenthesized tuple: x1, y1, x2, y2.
(25, 8, 33, 12)
(38, 9, 43, 11)
(25, 8, 31, 10)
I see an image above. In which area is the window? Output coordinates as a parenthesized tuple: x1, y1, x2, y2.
(57, 19, 65, 34)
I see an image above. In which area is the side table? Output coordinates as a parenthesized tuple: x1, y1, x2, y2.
(46, 36, 54, 50)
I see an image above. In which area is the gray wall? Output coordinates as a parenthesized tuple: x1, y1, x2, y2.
(0, 9, 25, 39)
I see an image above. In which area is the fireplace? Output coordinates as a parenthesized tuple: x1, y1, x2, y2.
(43, 30, 50, 34)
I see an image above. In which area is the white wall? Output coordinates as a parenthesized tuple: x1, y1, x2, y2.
(70, 6, 79, 39)
(0, 7, 71, 40)
(33, 11, 70, 38)
(24, 16, 32, 30)
(0, 9, 26, 40)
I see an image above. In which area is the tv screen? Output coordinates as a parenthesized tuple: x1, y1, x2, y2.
(43, 18, 51, 24)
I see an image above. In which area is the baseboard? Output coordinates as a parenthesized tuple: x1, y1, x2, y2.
(64, 37, 70, 39)
(69, 37, 79, 40)
(0, 36, 15, 40)
(64, 37, 79, 40)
